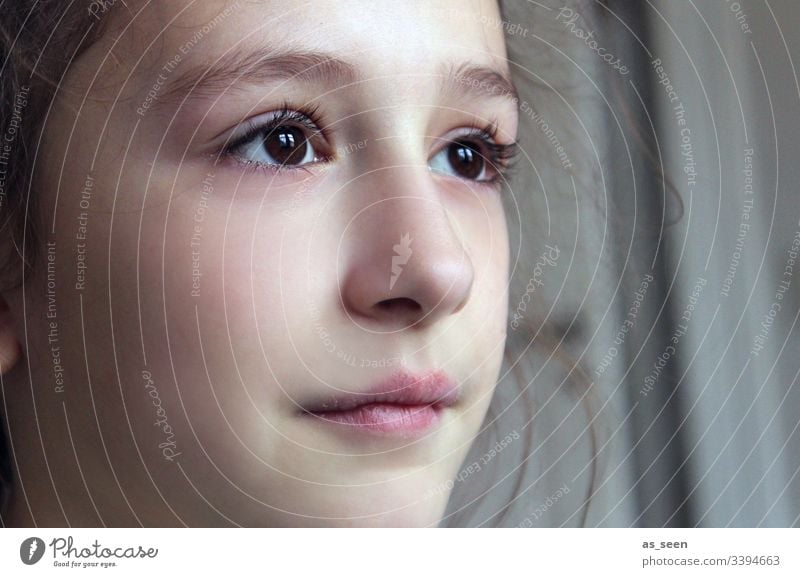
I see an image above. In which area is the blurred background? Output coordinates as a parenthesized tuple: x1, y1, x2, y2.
(447, 0, 800, 527)
(595, 0, 800, 528)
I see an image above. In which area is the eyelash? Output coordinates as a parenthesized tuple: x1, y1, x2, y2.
(455, 121, 519, 187)
(220, 104, 519, 189)
(221, 103, 328, 173)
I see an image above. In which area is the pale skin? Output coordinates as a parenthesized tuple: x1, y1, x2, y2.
(0, 0, 518, 526)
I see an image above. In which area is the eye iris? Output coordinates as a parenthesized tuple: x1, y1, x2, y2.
(448, 141, 483, 179)
(264, 126, 307, 165)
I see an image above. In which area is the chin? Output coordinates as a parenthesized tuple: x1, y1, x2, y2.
(312, 498, 449, 528)
(265, 474, 454, 527)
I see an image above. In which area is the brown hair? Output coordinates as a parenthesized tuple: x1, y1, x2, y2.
(0, 3, 115, 284)
(0, 0, 113, 515)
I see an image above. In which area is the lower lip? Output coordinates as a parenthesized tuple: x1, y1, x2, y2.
(305, 403, 443, 436)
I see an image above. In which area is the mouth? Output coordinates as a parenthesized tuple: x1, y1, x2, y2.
(298, 370, 460, 437)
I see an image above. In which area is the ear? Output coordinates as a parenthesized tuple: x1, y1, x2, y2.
(0, 294, 21, 375)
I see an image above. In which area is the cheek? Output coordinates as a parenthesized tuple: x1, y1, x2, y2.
(156, 180, 330, 389)
(473, 197, 510, 358)
(160, 189, 284, 347)
(487, 202, 511, 292)
(458, 191, 510, 310)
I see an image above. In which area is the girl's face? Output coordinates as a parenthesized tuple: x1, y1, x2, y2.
(10, 0, 517, 526)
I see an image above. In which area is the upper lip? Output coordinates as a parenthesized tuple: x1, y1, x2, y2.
(299, 370, 460, 413)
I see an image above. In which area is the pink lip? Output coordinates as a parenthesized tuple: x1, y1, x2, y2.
(299, 370, 459, 436)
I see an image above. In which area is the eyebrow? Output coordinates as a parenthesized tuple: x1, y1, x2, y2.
(154, 45, 519, 109)
(157, 46, 359, 104)
(442, 61, 519, 106)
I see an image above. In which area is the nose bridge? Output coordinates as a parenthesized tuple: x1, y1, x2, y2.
(345, 160, 464, 252)
(368, 174, 459, 247)
(339, 167, 475, 330)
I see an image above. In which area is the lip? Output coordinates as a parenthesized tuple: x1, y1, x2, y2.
(298, 370, 460, 437)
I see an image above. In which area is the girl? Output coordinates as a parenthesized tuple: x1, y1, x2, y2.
(0, 0, 603, 527)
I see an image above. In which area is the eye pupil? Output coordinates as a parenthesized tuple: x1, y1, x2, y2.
(265, 126, 308, 165)
(448, 141, 483, 180)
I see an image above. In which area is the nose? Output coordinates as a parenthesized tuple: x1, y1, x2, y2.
(339, 176, 474, 331)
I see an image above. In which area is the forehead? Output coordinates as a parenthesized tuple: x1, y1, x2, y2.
(94, 0, 509, 83)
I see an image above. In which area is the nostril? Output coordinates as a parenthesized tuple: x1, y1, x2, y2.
(375, 297, 423, 315)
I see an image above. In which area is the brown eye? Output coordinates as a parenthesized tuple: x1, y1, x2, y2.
(442, 140, 486, 180)
(226, 108, 323, 169)
(263, 126, 308, 166)
(430, 128, 516, 186)
(430, 140, 486, 181)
